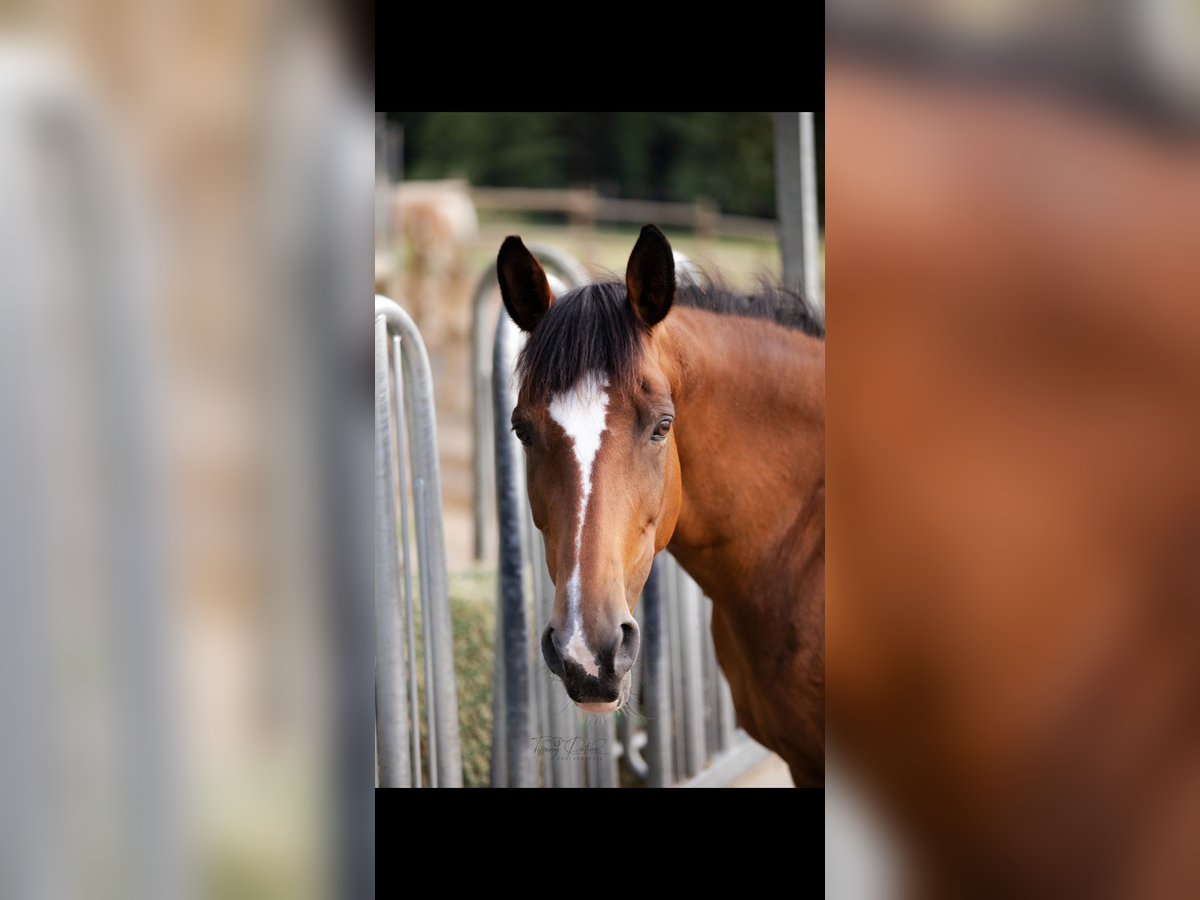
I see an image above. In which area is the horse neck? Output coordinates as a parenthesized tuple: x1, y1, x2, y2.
(659, 305, 825, 603)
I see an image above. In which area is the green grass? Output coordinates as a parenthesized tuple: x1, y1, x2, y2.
(448, 568, 496, 787)
(391, 568, 496, 788)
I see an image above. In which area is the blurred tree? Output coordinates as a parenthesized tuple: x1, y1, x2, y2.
(388, 111, 823, 222)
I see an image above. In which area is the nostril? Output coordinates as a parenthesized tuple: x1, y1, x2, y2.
(541, 625, 565, 678)
(613, 618, 641, 678)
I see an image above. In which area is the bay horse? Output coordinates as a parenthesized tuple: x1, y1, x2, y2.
(497, 225, 825, 787)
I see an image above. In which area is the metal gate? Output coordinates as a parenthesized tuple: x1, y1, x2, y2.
(488, 255, 772, 788)
(374, 296, 462, 787)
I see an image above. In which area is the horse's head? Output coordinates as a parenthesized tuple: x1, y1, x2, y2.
(498, 226, 682, 713)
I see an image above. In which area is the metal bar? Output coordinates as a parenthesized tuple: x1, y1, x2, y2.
(717, 665, 737, 753)
(594, 716, 619, 787)
(374, 115, 388, 253)
(391, 334, 422, 786)
(547, 617, 579, 788)
(528, 503, 552, 786)
(641, 557, 673, 787)
(414, 475, 438, 787)
(679, 569, 707, 778)
(774, 112, 823, 310)
(666, 558, 686, 777)
(401, 306, 462, 787)
(377, 297, 463, 787)
(493, 307, 535, 786)
(702, 596, 720, 759)
(584, 717, 599, 786)
(798, 111, 823, 308)
(373, 315, 410, 787)
(620, 597, 648, 782)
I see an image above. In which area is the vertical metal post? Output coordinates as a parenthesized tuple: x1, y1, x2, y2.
(642, 557, 673, 787)
(774, 111, 823, 310)
(527, 504, 551, 786)
(702, 597, 720, 756)
(401, 310, 462, 787)
(679, 568, 707, 778)
(374, 316, 411, 787)
(716, 664, 737, 752)
(493, 309, 535, 786)
(391, 334, 422, 786)
(594, 716, 619, 787)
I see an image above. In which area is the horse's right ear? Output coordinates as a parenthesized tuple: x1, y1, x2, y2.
(497, 236, 554, 333)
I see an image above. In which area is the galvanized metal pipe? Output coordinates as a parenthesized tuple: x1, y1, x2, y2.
(493, 307, 535, 786)
(701, 596, 720, 756)
(373, 315, 411, 787)
(679, 566, 707, 777)
(376, 296, 462, 787)
(641, 556, 673, 787)
(774, 111, 823, 310)
(390, 334, 422, 786)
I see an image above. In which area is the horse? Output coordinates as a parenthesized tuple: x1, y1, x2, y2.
(827, 54, 1200, 894)
(496, 225, 825, 787)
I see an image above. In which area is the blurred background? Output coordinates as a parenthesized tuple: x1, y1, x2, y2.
(826, 1, 1200, 897)
(0, 2, 371, 899)
(374, 111, 824, 789)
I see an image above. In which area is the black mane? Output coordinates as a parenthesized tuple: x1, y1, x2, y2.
(675, 279, 825, 338)
(516, 278, 823, 405)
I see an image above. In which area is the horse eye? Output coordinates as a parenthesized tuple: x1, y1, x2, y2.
(512, 423, 532, 446)
(651, 417, 673, 442)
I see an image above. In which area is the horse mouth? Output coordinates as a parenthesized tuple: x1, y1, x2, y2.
(578, 700, 620, 714)
(573, 672, 631, 716)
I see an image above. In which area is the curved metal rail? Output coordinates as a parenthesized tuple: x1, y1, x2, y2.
(375, 296, 462, 787)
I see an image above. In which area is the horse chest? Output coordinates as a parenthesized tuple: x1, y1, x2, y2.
(709, 574, 825, 785)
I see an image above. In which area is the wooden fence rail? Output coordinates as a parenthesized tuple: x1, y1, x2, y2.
(470, 187, 779, 241)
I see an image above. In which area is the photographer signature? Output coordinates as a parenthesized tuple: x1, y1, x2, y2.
(531, 735, 607, 760)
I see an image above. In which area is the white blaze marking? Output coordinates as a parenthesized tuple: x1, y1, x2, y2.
(548, 372, 609, 678)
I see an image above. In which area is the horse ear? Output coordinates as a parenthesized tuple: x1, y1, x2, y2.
(626, 224, 675, 327)
(497, 236, 554, 333)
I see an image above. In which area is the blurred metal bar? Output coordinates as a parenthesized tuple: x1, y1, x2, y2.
(666, 559, 686, 776)
(374, 115, 387, 251)
(598, 717, 619, 787)
(528, 504, 560, 787)
(641, 557, 673, 787)
(414, 475, 438, 786)
(717, 661, 737, 753)
(774, 111, 823, 309)
(679, 568, 707, 777)
(621, 597, 648, 782)
(493, 307, 535, 786)
(390, 333, 421, 786)
(373, 316, 411, 787)
(702, 597, 720, 756)
(375, 297, 462, 787)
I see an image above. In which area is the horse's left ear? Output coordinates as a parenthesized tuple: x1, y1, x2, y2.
(626, 225, 675, 327)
